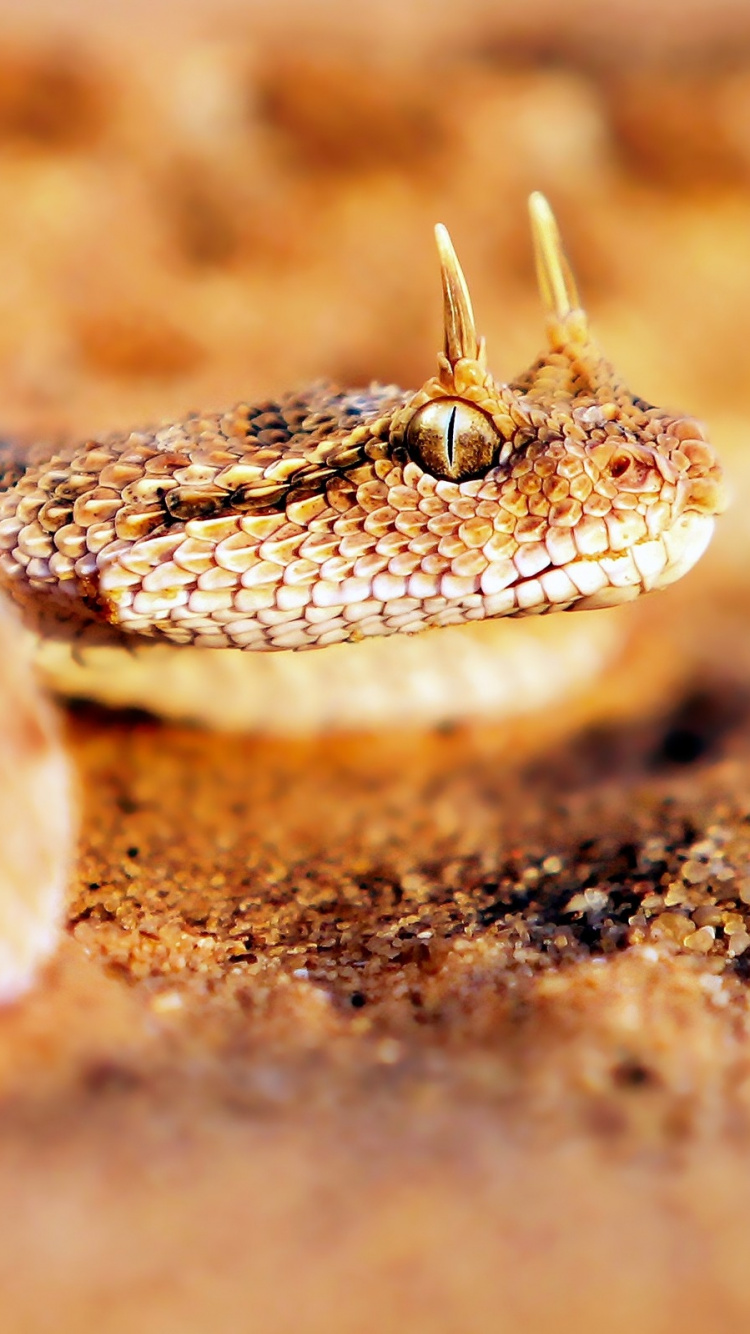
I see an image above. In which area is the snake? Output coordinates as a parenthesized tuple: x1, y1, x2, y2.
(0, 194, 726, 999)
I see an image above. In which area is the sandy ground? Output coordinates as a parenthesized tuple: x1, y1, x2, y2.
(1, 3, 750, 1330)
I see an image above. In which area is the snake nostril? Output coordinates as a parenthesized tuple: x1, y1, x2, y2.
(609, 453, 631, 479)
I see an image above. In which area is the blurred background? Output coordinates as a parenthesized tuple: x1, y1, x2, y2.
(0, 0, 748, 442)
(4, 4, 750, 1331)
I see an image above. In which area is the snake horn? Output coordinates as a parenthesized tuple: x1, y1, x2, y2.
(434, 223, 481, 365)
(528, 192, 582, 322)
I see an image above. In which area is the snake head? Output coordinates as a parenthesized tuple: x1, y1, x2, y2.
(390, 194, 725, 613)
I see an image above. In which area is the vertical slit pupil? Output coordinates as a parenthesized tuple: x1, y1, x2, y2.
(446, 405, 457, 467)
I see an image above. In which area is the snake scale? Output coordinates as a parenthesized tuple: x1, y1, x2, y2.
(0, 196, 725, 659)
(0, 194, 726, 1000)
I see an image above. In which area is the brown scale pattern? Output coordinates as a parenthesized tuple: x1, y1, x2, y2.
(0, 307, 724, 653)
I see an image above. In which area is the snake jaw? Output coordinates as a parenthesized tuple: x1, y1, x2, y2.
(553, 408, 725, 609)
(0, 199, 726, 649)
(393, 199, 724, 614)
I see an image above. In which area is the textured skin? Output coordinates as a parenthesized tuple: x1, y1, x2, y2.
(0, 595, 72, 1001)
(0, 210, 726, 1002)
(0, 269, 725, 655)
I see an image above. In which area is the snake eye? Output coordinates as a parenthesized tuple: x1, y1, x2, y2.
(404, 398, 500, 481)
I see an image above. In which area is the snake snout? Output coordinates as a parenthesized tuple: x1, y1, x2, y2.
(661, 417, 726, 520)
(637, 417, 723, 592)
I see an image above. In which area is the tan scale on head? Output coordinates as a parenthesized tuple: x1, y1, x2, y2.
(0, 192, 726, 652)
(390, 191, 725, 611)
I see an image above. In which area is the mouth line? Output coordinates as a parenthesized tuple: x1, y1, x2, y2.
(493, 511, 716, 614)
